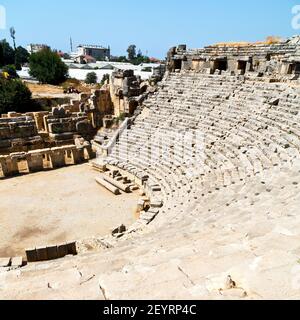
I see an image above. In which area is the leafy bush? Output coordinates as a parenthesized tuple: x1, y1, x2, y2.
(15, 46, 30, 67)
(0, 78, 33, 114)
(85, 72, 98, 84)
(0, 39, 15, 67)
(0, 40, 29, 68)
(29, 48, 69, 84)
(2, 65, 19, 78)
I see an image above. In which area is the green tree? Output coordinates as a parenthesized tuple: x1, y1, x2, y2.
(116, 56, 128, 62)
(29, 48, 68, 84)
(85, 72, 98, 84)
(0, 39, 29, 69)
(9, 27, 16, 51)
(127, 45, 136, 61)
(0, 78, 33, 114)
(100, 74, 110, 85)
(16, 46, 30, 65)
(0, 39, 15, 66)
(9, 27, 19, 69)
(132, 55, 150, 65)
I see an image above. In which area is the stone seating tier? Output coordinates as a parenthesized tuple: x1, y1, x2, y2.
(104, 72, 300, 224)
(3, 70, 300, 299)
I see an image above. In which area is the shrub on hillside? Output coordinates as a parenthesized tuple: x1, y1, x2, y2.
(2, 65, 19, 78)
(0, 39, 15, 67)
(85, 72, 98, 84)
(0, 78, 33, 114)
(100, 74, 110, 85)
(29, 48, 68, 85)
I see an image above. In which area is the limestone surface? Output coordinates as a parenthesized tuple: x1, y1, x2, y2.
(3, 38, 300, 300)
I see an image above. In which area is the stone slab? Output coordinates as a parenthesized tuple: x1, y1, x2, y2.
(0, 257, 11, 267)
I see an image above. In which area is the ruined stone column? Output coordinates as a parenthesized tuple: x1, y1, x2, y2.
(95, 177, 121, 195)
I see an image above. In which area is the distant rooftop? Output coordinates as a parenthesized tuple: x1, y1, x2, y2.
(28, 43, 50, 47)
(77, 44, 109, 49)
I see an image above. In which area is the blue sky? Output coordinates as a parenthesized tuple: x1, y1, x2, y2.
(0, 0, 298, 58)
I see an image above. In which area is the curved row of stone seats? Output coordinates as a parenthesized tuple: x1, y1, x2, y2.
(0, 145, 92, 178)
(105, 72, 300, 227)
(4, 70, 300, 298)
(3, 160, 300, 299)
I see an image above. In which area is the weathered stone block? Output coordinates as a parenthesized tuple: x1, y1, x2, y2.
(36, 247, 48, 261)
(11, 257, 23, 268)
(0, 257, 11, 267)
(76, 120, 91, 135)
(66, 242, 77, 256)
(47, 246, 58, 260)
(25, 248, 38, 263)
(27, 151, 44, 172)
(57, 244, 68, 258)
(49, 148, 66, 168)
(71, 147, 85, 164)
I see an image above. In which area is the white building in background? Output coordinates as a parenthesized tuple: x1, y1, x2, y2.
(27, 44, 50, 54)
(76, 44, 110, 61)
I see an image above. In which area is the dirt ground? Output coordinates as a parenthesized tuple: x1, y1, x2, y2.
(25, 80, 99, 98)
(0, 164, 139, 257)
(25, 82, 64, 95)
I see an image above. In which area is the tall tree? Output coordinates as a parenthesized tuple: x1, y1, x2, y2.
(137, 49, 142, 58)
(9, 27, 18, 67)
(9, 27, 16, 50)
(0, 39, 15, 66)
(127, 45, 136, 61)
(16, 46, 30, 65)
(29, 48, 69, 84)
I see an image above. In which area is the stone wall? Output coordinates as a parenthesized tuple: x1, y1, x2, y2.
(87, 86, 113, 127)
(45, 107, 94, 143)
(0, 144, 94, 178)
(0, 97, 95, 155)
(167, 36, 300, 78)
(0, 114, 44, 155)
(110, 70, 143, 116)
